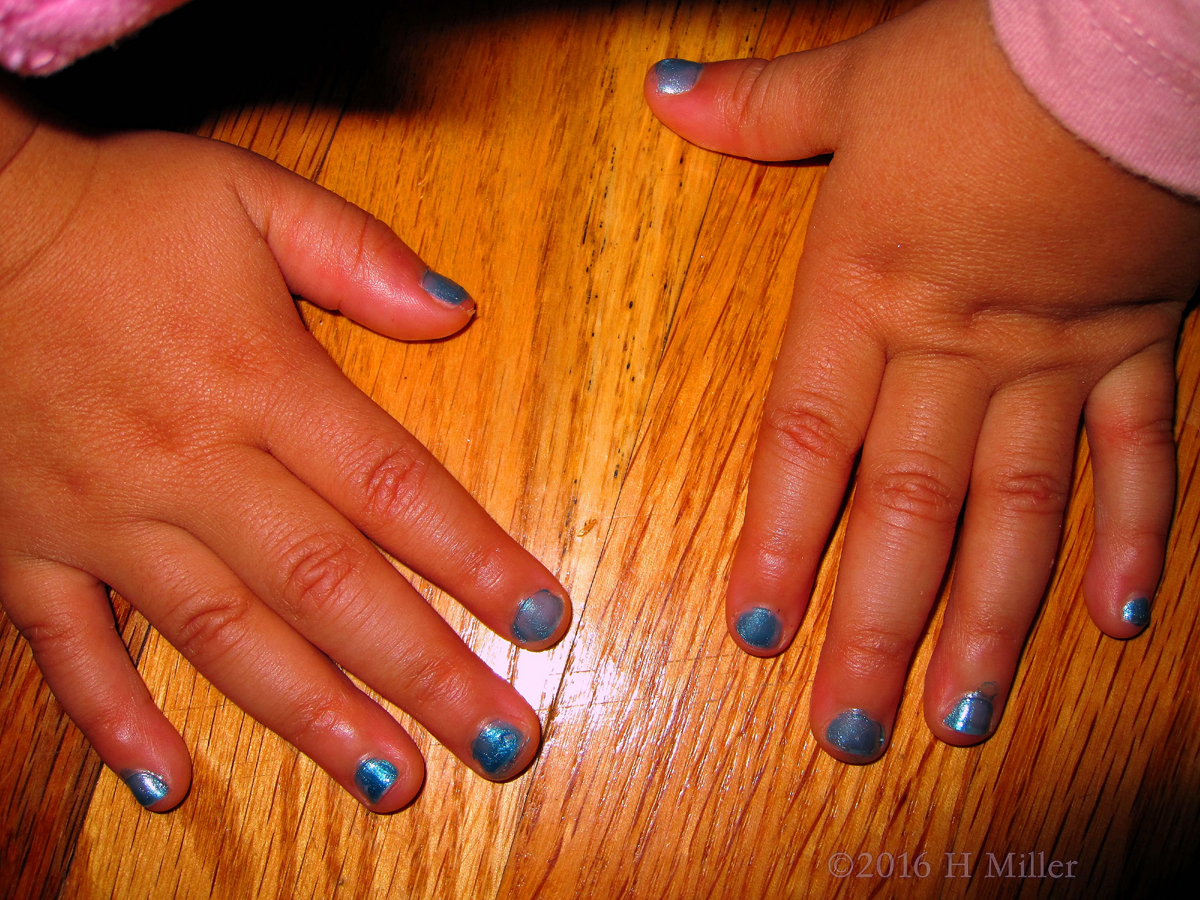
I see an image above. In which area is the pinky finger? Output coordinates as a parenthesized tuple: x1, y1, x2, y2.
(0, 556, 191, 810)
(1082, 344, 1178, 637)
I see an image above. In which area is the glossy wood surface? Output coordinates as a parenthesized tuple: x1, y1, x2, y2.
(3, 1, 1199, 897)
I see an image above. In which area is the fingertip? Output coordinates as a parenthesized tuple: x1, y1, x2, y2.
(353, 748, 425, 812)
(469, 714, 541, 782)
(420, 269, 477, 318)
(1083, 551, 1157, 639)
(814, 707, 889, 764)
(925, 682, 1002, 747)
(645, 58, 705, 100)
(726, 601, 791, 657)
(1081, 497, 1166, 639)
(110, 719, 194, 812)
(119, 761, 190, 812)
(510, 587, 572, 651)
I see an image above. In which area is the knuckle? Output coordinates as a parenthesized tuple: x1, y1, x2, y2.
(984, 465, 1069, 517)
(862, 455, 960, 527)
(279, 532, 365, 622)
(726, 60, 776, 138)
(359, 443, 432, 524)
(343, 208, 377, 286)
(289, 688, 347, 748)
(21, 611, 90, 663)
(170, 590, 254, 663)
(956, 609, 1025, 659)
(836, 621, 910, 681)
(1091, 410, 1176, 453)
(327, 200, 390, 288)
(404, 651, 473, 711)
(762, 394, 861, 473)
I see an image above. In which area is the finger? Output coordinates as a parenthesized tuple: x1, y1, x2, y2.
(643, 47, 848, 161)
(174, 450, 541, 781)
(233, 150, 476, 340)
(263, 344, 571, 651)
(811, 356, 989, 762)
(0, 555, 191, 811)
(1082, 344, 1178, 636)
(726, 281, 885, 656)
(924, 376, 1083, 745)
(102, 525, 424, 811)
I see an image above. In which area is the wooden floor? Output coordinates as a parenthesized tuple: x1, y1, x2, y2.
(3, 1, 1199, 897)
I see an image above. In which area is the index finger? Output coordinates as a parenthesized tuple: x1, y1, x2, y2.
(261, 334, 572, 651)
(727, 255, 885, 654)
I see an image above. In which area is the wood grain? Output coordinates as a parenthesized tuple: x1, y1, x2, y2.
(2, 1, 1198, 898)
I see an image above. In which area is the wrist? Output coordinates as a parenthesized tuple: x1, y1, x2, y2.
(0, 74, 100, 289)
(0, 74, 38, 177)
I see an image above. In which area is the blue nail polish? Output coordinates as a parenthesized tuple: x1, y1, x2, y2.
(825, 710, 885, 758)
(513, 589, 565, 644)
(943, 692, 994, 736)
(471, 721, 526, 777)
(735, 607, 782, 650)
(354, 758, 398, 804)
(421, 269, 471, 306)
(1122, 596, 1150, 627)
(654, 59, 702, 95)
(121, 770, 168, 808)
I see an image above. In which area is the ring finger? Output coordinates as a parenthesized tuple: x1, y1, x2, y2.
(107, 524, 426, 810)
(924, 375, 1085, 743)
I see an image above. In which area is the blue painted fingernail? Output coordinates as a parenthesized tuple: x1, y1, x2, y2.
(121, 770, 168, 808)
(943, 692, 994, 736)
(421, 269, 471, 307)
(354, 757, 398, 804)
(735, 607, 782, 650)
(654, 59, 702, 95)
(513, 589, 564, 644)
(1122, 596, 1150, 628)
(471, 721, 526, 777)
(825, 710, 885, 759)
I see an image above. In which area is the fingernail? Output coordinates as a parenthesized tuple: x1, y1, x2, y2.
(735, 607, 782, 650)
(121, 770, 169, 808)
(943, 691, 994, 736)
(825, 710, 885, 759)
(471, 721, 526, 778)
(654, 59, 702, 95)
(354, 757, 398, 804)
(421, 269, 472, 308)
(512, 589, 565, 644)
(1122, 595, 1150, 628)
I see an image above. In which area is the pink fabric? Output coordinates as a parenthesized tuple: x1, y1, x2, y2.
(991, 0, 1200, 198)
(0, 0, 186, 75)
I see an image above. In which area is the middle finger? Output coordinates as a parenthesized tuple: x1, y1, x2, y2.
(175, 448, 541, 781)
(811, 354, 990, 762)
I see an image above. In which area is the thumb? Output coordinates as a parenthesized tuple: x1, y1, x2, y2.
(236, 156, 475, 341)
(643, 47, 849, 161)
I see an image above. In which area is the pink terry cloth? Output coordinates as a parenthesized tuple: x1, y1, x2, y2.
(0, 0, 187, 75)
(991, 0, 1200, 198)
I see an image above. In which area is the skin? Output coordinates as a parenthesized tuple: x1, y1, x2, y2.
(0, 84, 570, 811)
(645, 0, 1200, 762)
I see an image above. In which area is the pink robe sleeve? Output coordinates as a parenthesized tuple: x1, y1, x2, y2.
(0, 0, 187, 75)
(990, 0, 1200, 198)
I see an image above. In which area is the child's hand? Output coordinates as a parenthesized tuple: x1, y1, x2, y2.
(646, 0, 1200, 761)
(0, 91, 570, 810)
